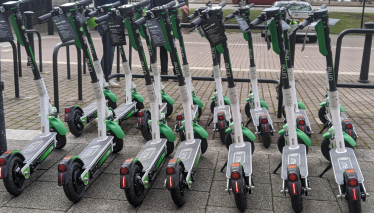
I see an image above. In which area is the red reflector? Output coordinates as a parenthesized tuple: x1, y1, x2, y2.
(120, 167, 129, 175)
(122, 176, 126, 188)
(58, 164, 66, 172)
(292, 183, 297, 194)
(231, 171, 240, 180)
(288, 173, 298, 182)
(60, 173, 63, 184)
(138, 112, 144, 117)
(166, 167, 175, 175)
(0, 158, 5, 166)
(349, 178, 358, 187)
(353, 188, 357, 200)
(169, 176, 173, 187)
(65, 108, 70, 113)
(346, 169, 355, 173)
(235, 181, 239, 193)
(261, 118, 268, 124)
(299, 120, 305, 125)
(65, 114, 68, 121)
(0, 167, 2, 178)
(346, 124, 352, 129)
(177, 115, 183, 120)
(218, 115, 224, 120)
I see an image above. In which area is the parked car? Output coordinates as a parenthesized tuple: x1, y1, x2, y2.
(261, 1, 318, 42)
(232, 0, 277, 7)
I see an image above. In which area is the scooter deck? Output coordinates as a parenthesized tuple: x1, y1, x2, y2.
(79, 136, 114, 170)
(330, 148, 364, 185)
(213, 105, 231, 123)
(295, 109, 311, 127)
(136, 139, 168, 172)
(113, 102, 136, 125)
(250, 107, 273, 127)
(281, 144, 308, 180)
(225, 142, 252, 178)
(21, 133, 57, 163)
(175, 139, 202, 172)
(82, 102, 97, 118)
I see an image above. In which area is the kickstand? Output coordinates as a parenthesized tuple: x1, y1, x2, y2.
(220, 161, 227, 172)
(273, 161, 282, 174)
(245, 118, 252, 127)
(318, 163, 332, 178)
(319, 122, 329, 134)
(207, 117, 213, 126)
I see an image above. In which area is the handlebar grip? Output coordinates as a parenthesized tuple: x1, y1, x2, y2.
(177, 2, 186, 8)
(165, 1, 176, 8)
(136, 0, 150, 9)
(187, 13, 197, 21)
(134, 17, 146, 27)
(88, 10, 98, 17)
(218, 1, 226, 7)
(299, 20, 310, 30)
(78, 0, 93, 6)
(38, 13, 53, 24)
(191, 17, 202, 28)
(225, 13, 234, 21)
(248, 3, 254, 9)
(95, 13, 110, 24)
(249, 17, 261, 28)
(320, 4, 327, 9)
(112, 1, 122, 8)
(284, 4, 291, 10)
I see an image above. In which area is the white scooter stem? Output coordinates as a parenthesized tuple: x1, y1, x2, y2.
(228, 87, 245, 147)
(145, 84, 161, 143)
(213, 63, 225, 107)
(329, 90, 345, 153)
(180, 84, 195, 144)
(288, 67, 299, 111)
(93, 60, 106, 89)
(92, 81, 108, 141)
(183, 63, 194, 105)
(250, 66, 262, 111)
(35, 78, 52, 137)
(151, 63, 163, 105)
(283, 88, 298, 149)
(122, 61, 133, 104)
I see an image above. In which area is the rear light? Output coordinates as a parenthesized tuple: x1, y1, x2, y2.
(348, 178, 358, 187)
(166, 167, 175, 175)
(0, 167, 2, 178)
(346, 124, 352, 129)
(177, 115, 183, 120)
(138, 112, 144, 117)
(65, 108, 70, 113)
(218, 115, 224, 121)
(169, 176, 173, 187)
(231, 171, 240, 180)
(122, 176, 126, 188)
(0, 158, 5, 166)
(235, 181, 239, 193)
(120, 167, 129, 175)
(288, 173, 298, 181)
(60, 173, 63, 184)
(261, 118, 268, 124)
(292, 183, 297, 194)
(353, 188, 357, 200)
(58, 164, 66, 172)
(299, 120, 305, 125)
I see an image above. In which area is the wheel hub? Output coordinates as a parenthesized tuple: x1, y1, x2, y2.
(12, 162, 25, 187)
(72, 169, 84, 193)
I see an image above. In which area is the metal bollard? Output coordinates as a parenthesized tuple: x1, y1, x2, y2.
(0, 68, 6, 154)
(359, 22, 374, 83)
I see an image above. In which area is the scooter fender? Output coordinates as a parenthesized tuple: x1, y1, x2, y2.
(165, 158, 185, 190)
(86, 17, 97, 29)
(120, 158, 143, 189)
(0, 150, 25, 179)
(344, 169, 361, 202)
(287, 165, 302, 197)
(259, 114, 270, 133)
(103, 89, 118, 103)
(65, 105, 83, 122)
(225, 126, 256, 142)
(260, 98, 269, 110)
(192, 94, 203, 108)
(230, 162, 245, 194)
(223, 95, 230, 105)
(49, 117, 68, 136)
(320, 101, 345, 112)
(297, 100, 306, 110)
(137, 109, 149, 128)
(322, 132, 356, 147)
(278, 128, 311, 146)
(132, 91, 144, 102)
(192, 123, 208, 139)
(159, 123, 176, 142)
(161, 92, 175, 105)
(106, 120, 125, 139)
(58, 156, 83, 186)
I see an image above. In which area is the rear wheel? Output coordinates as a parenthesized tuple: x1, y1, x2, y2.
(106, 97, 117, 110)
(290, 194, 304, 213)
(210, 100, 229, 114)
(163, 100, 173, 118)
(347, 184, 362, 213)
(277, 135, 308, 154)
(107, 131, 123, 153)
(63, 161, 85, 203)
(225, 134, 254, 154)
(219, 128, 227, 145)
(234, 170, 247, 212)
(321, 138, 353, 161)
(67, 108, 84, 137)
(260, 131, 272, 148)
(3, 155, 26, 196)
(124, 164, 145, 207)
(170, 164, 188, 207)
(318, 105, 328, 124)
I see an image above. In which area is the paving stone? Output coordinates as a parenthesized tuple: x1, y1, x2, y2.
(0, 207, 64, 213)
(273, 196, 340, 213)
(84, 174, 126, 201)
(67, 198, 136, 213)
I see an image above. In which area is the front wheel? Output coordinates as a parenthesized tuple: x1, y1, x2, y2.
(51, 128, 66, 149)
(124, 164, 145, 207)
(163, 100, 173, 118)
(277, 135, 309, 154)
(290, 194, 303, 213)
(195, 133, 208, 154)
(160, 133, 174, 156)
(67, 108, 84, 137)
(318, 105, 328, 124)
(244, 102, 251, 120)
(63, 161, 85, 203)
(170, 164, 188, 207)
(106, 97, 117, 110)
(3, 155, 26, 196)
(108, 131, 123, 153)
(260, 131, 272, 148)
(225, 134, 254, 154)
(321, 138, 353, 161)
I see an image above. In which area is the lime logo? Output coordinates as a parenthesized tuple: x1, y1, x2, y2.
(80, 27, 83, 31)
(136, 29, 139, 34)
(170, 31, 173, 36)
(21, 25, 25, 30)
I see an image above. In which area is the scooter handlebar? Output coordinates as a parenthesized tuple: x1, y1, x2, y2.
(299, 19, 310, 30)
(225, 13, 235, 22)
(187, 12, 197, 21)
(320, 4, 327, 9)
(88, 10, 98, 17)
(165, 1, 176, 9)
(134, 17, 146, 27)
(112, 1, 122, 8)
(77, 0, 93, 7)
(249, 17, 261, 28)
(38, 13, 53, 24)
(190, 17, 202, 32)
(135, 0, 150, 9)
(218, 1, 226, 7)
(247, 3, 254, 9)
(177, 2, 186, 8)
(95, 13, 110, 23)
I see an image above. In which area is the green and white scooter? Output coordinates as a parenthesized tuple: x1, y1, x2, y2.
(41, 1, 124, 203)
(191, 3, 257, 211)
(0, 1, 67, 196)
(226, 4, 274, 148)
(300, 9, 367, 212)
(112, 1, 176, 206)
(252, 7, 312, 212)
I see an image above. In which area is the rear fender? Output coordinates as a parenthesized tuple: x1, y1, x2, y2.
(106, 120, 125, 139)
(230, 162, 245, 194)
(287, 165, 302, 197)
(0, 150, 25, 179)
(58, 156, 83, 186)
(165, 158, 185, 190)
(137, 109, 149, 128)
(344, 169, 361, 202)
(259, 114, 270, 134)
(120, 158, 143, 189)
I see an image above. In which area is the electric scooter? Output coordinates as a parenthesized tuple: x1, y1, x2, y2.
(251, 7, 312, 212)
(100, 2, 177, 206)
(0, 1, 68, 196)
(226, 4, 274, 148)
(300, 9, 367, 212)
(39, 1, 124, 202)
(191, 3, 257, 211)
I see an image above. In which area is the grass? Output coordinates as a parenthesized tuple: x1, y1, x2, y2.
(179, 9, 374, 35)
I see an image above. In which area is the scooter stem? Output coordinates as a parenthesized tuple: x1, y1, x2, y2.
(122, 60, 133, 103)
(35, 78, 51, 136)
(330, 90, 345, 153)
(212, 59, 225, 107)
(151, 63, 163, 105)
(249, 66, 262, 111)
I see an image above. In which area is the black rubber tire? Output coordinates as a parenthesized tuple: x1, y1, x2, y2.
(51, 128, 66, 149)
(67, 108, 84, 137)
(195, 133, 208, 154)
(225, 134, 255, 154)
(3, 155, 26, 196)
(308, 36, 318, 43)
(210, 100, 216, 114)
(277, 135, 308, 154)
(179, 132, 186, 142)
(124, 164, 145, 207)
(261, 131, 272, 148)
(170, 164, 188, 207)
(140, 126, 152, 141)
(282, 105, 286, 118)
(347, 186, 362, 213)
(160, 133, 174, 156)
(108, 131, 123, 153)
(318, 105, 328, 124)
(63, 161, 85, 203)
(106, 97, 117, 110)
(290, 195, 304, 213)
(244, 102, 251, 120)
(219, 129, 227, 145)
(163, 100, 173, 118)
(195, 103, 202, 119)
(234, 172, 247, 212)
(321, 138, 353, 161)
(134, 99, 145, 116)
